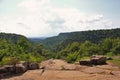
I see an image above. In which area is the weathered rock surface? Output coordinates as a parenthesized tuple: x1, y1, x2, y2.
(1, 59, 120, 80)
(0, 62, 39, 79)
(40, 59, 76, 70)
(80, 55, 107, 66)
(28, 63, 39, 70)
(91, 55, 107, 65)
(79, 60, 92, 66)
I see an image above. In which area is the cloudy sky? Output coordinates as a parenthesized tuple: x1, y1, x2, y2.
(0, 0, 120, 37)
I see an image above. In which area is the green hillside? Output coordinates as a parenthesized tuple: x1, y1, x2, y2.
(40, 28, 120, 63)
(0, 28, 120, 65)
(42, 28, 120, 51)
(0, 33, 45, 65)
(0, 33, 29, 43)
(42, 33, 69, 51)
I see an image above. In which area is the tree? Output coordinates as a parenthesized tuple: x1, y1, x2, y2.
(66, 42, 80, 52)
(17, 36, 31, 53)
(33, 44, 43, 56)
(100, 38, 113, 54)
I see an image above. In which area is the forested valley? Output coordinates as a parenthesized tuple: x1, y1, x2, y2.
(0, 28, 120, 66)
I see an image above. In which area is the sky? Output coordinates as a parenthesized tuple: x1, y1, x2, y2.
(0, 0, 120, 37)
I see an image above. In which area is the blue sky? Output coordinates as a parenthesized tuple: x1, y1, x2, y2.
(0, 0, 120, 37)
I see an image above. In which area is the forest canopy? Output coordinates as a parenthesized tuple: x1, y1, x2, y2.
(0, 28, 120, 65)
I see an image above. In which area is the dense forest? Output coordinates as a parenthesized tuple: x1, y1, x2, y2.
(41, 28, 120, 63)
(0, 28, 120, 65)
(0, 33, 45, 65)
(42, 28, 120, 52)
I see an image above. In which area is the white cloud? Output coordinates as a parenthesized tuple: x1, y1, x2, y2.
(0, 0, 115, 37)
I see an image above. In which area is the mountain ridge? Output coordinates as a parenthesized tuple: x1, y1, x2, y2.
(41, 28, 120, 51)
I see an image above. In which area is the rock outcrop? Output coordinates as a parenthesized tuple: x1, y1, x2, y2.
(29, 62, 39, 70)
(40, 59, 76, 70)
(79, 60, 92, 66)
(90, 55, 107, 65)
(80, 55, 107, 66)
(0, 61, 39, 79)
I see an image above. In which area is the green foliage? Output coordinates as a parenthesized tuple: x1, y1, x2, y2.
(42, 33, 69, 51)
(106, 52, 114, 57)
(66, 52, 79, 63)
(100, 38, 113, 53)
(33, 44, 43, 56)
(66, 42, 80, 52)
(0, 28, 120, 65)
(111, 39, 120, 55)
(0, 33, 46, 65)
(29, 55, 45, 63)
(39, 28, 120, 63)
(17, 36, 31, 53)
(57, 38, 120, 63)
(108, 57, 120, 67)
(41, 28, 120, 52)
(2, 57, 19, 65)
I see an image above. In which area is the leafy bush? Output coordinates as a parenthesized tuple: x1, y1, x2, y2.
(2, 57, 19, 65)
